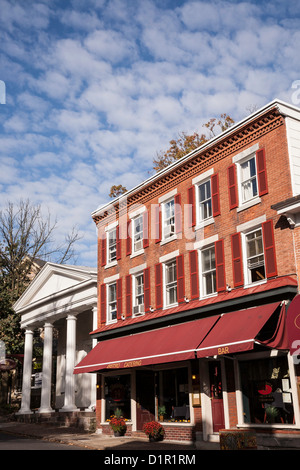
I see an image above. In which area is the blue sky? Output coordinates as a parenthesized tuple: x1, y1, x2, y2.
(1, 0, 300, 267)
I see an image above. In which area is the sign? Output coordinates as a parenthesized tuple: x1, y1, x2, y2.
(286, 295, 300, 362)
(0, 358, 17, 371)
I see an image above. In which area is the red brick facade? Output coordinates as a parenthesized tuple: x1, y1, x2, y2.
(90, 100, 300, 443)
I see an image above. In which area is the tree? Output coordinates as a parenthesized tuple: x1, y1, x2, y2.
(0, 199, 81, 354)
(153, 113, 235, 172)
(109, 184, 128, 199)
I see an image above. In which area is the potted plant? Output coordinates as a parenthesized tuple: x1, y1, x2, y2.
(109, 408, 127, 437)
(265, 406, 279, 424)
(158, 405, 166, 421)
(143, 421, 165, 442)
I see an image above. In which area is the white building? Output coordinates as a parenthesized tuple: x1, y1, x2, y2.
(14, 262, 97, 418)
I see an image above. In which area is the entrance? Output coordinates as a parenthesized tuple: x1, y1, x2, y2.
(209, 361, 225, 432)
(136, 370, 155, 430)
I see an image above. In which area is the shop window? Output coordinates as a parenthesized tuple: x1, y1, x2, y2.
(158, 367, 190, 422)
(239, 355, 295, 425)
(105, 374, 131, 420)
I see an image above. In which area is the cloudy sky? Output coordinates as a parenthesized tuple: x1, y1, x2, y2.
(1, 0, 300, 267)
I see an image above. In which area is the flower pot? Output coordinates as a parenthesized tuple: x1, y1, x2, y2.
(149, 435, 163, 442)
(113, 430, 125, 437)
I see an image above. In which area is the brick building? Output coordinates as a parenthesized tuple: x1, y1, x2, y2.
(75, 99, 300, 445)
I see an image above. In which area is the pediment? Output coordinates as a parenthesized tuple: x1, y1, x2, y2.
(14, 262, 97, 311)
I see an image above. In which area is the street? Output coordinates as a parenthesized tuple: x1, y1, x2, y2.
(0, 432, 92, 450)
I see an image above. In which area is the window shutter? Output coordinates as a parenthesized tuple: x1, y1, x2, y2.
(215, 239, 226, 292)
(100, 283, 106, 324)
(176, 254, 185, 303)
(126, 220, 131, 256)
(231, 232, 244, 287)
(125, 274, 132, 317)
(262, 220, 277, 278)
(144, 267, 151, 313)
(256, 148, 268, 196)
(189, 250, 199, 300)
(116, 278, 122, 320)
(143, 211, 149, 248)
(101, 237, 106, 267)
(155, 205, 161, 243)
(227, 164, 238, 209)
(211, 173, 221, 217)
(116, 225, 121, 260)
(187, 186, 196, 227)
(155, 263, 163, 310)
(174, 193, 182, 233)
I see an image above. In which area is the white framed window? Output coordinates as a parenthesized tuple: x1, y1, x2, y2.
(243, 227, 266, 285)
(133, 273, 144, 316)
(239, 155, 258, 204)
(107, 228, 117, 263)
(162, 198, 175, 240)
(198, 179, 212, 221)
(132, 214, 143, 253)
(200, 245, 216, 297)
(164, 259, 177, 307)
(107, 282, 117, 322)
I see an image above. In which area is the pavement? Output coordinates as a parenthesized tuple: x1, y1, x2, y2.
(0, 418, 219, 451)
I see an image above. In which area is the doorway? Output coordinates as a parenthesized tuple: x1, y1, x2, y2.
(209, 361, 225, 432)
(136, 370, 155, 430)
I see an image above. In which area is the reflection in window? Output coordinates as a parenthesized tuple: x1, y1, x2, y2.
(105, 375, 131, 420)
(239, 356, 295, 425)
(158, 368, 190, 422)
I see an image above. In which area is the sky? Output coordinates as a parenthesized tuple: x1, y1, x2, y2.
(1, 0, 300, 267)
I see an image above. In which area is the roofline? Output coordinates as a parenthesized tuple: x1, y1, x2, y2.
(91, 98, 300, 219)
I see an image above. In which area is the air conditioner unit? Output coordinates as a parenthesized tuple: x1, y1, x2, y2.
(134, 239, 143, 251)
(133, 304, 144, 315)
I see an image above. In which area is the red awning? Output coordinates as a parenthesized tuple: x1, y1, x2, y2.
(196, 302, 287, 358)
(74, 315, 219, 374)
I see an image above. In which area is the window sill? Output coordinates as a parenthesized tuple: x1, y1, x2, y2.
(160, 234, 177, 246)
(130, 249, 144, 259)
(105, 260, 117, 269)
(237, 197, 261, 213)
(243, 279, 267, 289)
(106, 319, 117, 326)
(164, 302, 178, 310)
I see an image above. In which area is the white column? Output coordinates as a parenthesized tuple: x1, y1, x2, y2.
(87, 305, 97, 411)
(39, 323, 54, 413)
(60, 314, 79, 412)
(17, 329, 34, 414)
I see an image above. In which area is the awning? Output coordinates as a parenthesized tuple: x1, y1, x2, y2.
(196, 302, 287, 358)
(74, 315, 219, 374)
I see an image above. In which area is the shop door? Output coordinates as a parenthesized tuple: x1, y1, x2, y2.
(136, 370, 155, 431)
(209, 361, 225, 432)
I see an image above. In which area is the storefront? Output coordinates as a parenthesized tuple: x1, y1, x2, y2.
(74, 300, 300, 442)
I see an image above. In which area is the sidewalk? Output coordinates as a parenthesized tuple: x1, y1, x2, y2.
(0, 419, 219, 451)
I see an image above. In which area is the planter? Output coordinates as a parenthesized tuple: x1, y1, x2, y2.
(113, 430, 126, 437)
(219, 429, 257, 450)
(149, 435, 164, 442)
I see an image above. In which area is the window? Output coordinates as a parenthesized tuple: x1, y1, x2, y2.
(107, 283, 117, 322)
(133, 273, 144, 315)
(245, 228, 265, 284)
(108, 228, 117, 263)
(163, 198, 175, 239)
(240, 156, 258, 203)
(105, 374, 131, 420)
(198, 180, 212, 221)
(165, 259, 177, 306)
(201, 246, 217, 296)
(158, 367, 190, 422)
(239, 355, 295, 425)
(133, 215, 143, 253)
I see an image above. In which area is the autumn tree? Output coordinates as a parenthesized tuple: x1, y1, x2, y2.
(109, 184, 128, 199)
